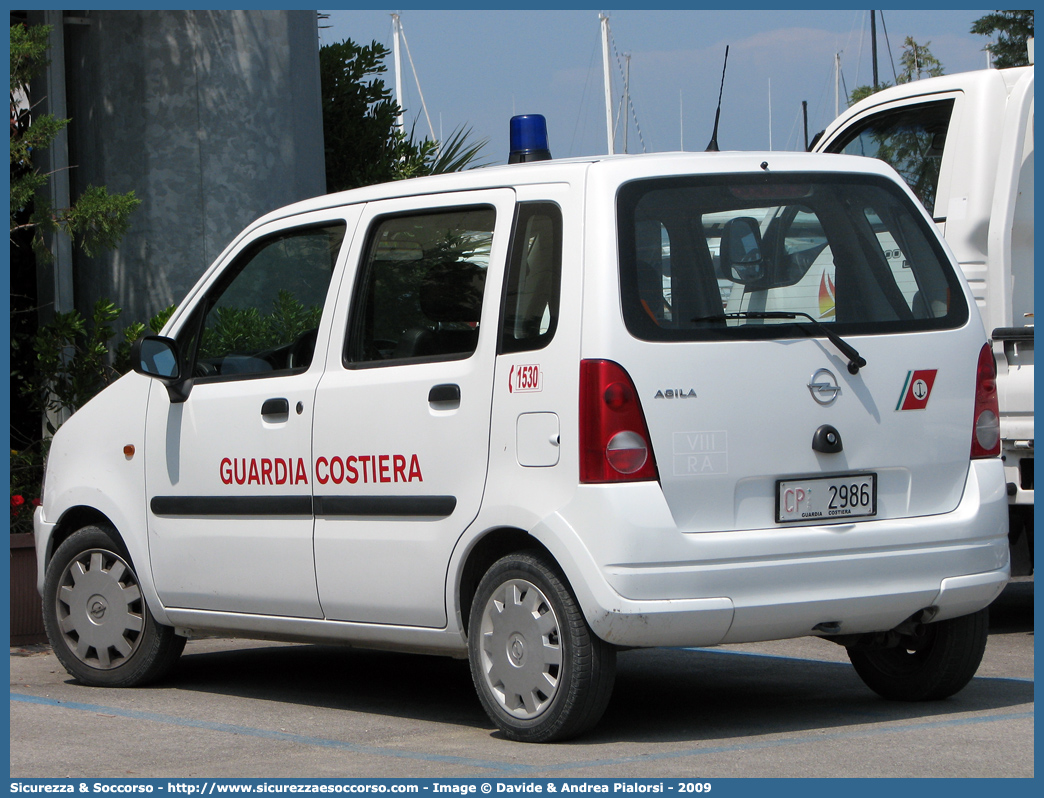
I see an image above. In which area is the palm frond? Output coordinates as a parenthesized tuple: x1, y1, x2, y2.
(428, 126, 492, 174)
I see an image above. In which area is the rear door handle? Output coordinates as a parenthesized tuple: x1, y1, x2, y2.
(261, 397, 290, 422)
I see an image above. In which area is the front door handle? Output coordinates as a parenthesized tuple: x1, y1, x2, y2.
(428, 384, 461, 408)
(261, 397, 290, 422)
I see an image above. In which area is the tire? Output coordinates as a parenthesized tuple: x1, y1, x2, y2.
(847, 608, 989, 701)
(42, 524, 186, 687)
(468, 551, 616, 742)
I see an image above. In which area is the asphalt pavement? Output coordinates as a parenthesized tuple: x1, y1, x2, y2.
(9, 579, 1033, 779)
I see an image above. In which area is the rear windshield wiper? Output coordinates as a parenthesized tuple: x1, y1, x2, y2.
(693, 311, 867, 374)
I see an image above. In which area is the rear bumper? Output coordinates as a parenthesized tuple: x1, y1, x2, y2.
(1001, 439, 1033, 507)
(550, 459, 1010, 648)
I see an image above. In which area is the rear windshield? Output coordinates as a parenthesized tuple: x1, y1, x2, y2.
(618, 173, 967, 342)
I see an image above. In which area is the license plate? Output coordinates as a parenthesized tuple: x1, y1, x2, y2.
(776, 473, 877, 523)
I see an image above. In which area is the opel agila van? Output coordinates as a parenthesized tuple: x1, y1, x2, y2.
(35, 128, 1010, 742)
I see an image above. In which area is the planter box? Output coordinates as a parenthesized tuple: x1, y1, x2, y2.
(10, 533, 47, 645)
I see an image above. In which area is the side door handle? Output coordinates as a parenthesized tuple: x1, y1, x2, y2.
(261, 397, 290, 422)
(428, 384, 461, 408)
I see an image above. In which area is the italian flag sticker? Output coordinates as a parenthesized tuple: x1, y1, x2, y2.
(897, 369, 938, 411)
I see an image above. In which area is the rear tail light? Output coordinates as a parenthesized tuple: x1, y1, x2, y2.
(579, 360, 658, 483)
(971, 343, 1000, 459)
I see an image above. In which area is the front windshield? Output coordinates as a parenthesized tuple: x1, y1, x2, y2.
(617, 173, 967, 342)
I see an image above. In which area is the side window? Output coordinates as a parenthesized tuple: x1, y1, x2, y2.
(500, 202, 562, 353)
(181, 223, 345, 380)
(828, 99, 954, 214)
(346, 206, 496, 365)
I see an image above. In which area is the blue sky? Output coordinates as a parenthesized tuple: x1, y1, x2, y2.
(319, 8, 997, 164)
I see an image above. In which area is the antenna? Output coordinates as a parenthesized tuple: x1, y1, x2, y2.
(705, 45, 729, 152)
(601, 13, 614, 155)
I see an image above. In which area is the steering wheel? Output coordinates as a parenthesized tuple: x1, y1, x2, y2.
(193, 359, 219, 378)
(287, 328, 319, 370)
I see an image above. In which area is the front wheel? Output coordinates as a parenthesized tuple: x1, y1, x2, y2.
(847, 608, 989, 701)
(43, 525, 186, 687)
(468, 552, 616, 743)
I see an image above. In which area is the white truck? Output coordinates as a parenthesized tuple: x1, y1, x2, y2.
(814, 66, 1034, 575)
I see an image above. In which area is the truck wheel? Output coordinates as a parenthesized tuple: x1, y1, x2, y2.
(468, 552, 616, 742)
(43, 525, 186, 687)
(847, 608, 989, 701)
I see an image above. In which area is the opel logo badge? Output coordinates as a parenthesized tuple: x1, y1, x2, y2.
(508, 633, 527, 667)
(88, 598, 107, 622)
(808, 368, 841, 406)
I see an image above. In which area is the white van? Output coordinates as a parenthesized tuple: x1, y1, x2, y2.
(35, 134, 1010, 742)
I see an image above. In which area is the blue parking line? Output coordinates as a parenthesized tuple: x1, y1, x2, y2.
(682, 647, 1037, 683)
(9, 692, 529, 774)
(535, 711, 1036, 772)
(10, 688, 1034, 774)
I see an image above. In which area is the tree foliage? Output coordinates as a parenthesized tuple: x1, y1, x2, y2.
(10, 23, 141, 258)
(971, 10, 1034, 68)
(897, 36, 945, 83)
(10, 23, 152, 520)
(319, 38, 488, 192)
(25, 301, 170, 432)
(849, 83, 888, 105)
(199, 291, 322, 361)
(320, 39, 409, 191)
(848, 37, 945, 106)
(10, 296, 175, 533)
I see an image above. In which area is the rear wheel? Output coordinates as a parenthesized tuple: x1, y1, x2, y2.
(43, 525, 185, 687)
(847, 609, 989, 701)
(468, 552, 616, 742)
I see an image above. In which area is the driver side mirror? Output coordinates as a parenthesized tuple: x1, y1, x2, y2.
(131, 335, 192, 403)
(720, 216, 766, 285)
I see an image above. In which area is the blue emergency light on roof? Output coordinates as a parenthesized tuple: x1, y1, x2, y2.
(509, 114, 552, 164)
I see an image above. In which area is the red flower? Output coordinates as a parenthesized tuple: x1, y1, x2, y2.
(11, 495, 25, 508)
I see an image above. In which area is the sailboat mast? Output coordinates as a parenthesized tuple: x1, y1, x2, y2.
(391, 14, 404, 133)
(871, 10, 879, 90)
(600, 13, 614, 155)
(623, 53, 630, 153)
(767, 78, 772, 151)
(835, 52, 840, 117)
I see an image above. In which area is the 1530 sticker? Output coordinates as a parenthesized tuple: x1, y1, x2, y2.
(509, 364, 542, 393)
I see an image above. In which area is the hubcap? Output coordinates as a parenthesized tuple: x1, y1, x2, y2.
(55, 549, 145, 670)
(479, 578, 562, 720)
